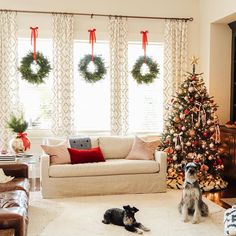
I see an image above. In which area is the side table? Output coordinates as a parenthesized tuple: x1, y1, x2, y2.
(16, 154, 40, 191)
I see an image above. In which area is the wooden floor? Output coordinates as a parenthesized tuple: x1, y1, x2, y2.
(203, 177, 236, 209)
(30, 177, 236, 209)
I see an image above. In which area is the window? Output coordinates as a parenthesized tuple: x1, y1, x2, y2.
(18, 38, 53, 129)
(18, 38, 163, 134)
(128, 42, 164, 134)
(73, 41, 110, 133)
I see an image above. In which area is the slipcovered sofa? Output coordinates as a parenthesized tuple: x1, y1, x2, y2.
(40, 136, 167, 198)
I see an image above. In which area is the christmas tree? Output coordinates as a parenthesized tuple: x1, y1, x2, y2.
(161, 57, 228, 191)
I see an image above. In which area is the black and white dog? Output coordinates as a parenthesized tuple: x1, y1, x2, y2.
(102, 205, 150, 234)
(178, 162, 209, 224)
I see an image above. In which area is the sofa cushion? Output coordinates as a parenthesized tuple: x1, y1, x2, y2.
(41, 144, 71, 165)
(68, 147, 105, 164)
(126, 136, 161, 160)
(44, 137, 99, 148)
(49, 159, 160, 177)
(98, 136, 134, 159)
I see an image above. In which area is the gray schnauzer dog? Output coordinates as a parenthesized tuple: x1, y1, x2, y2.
(102, 205, 150, 234)
(178, 162, 209, 224)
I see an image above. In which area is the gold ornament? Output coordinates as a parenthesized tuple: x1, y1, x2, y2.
(186, 141, 191, 146)
(173, 155, 178, 161)
(180, 113, 185, 120)
(189, 129, 196, 137)
(188, 86, 194, 93)
(175, 145, 181, 151)
(209, 143, 214, 149)
(207, 119, 212, 125)
(175, 117, 180, 123)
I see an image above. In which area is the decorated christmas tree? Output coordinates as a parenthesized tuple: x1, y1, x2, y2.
(161, 57, 228, 191)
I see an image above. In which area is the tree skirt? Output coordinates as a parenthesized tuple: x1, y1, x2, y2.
(167, 174, 228, 191)
(28, 190, 224, 236)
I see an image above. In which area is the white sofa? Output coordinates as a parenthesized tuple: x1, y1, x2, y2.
(40, 136, 167, 198)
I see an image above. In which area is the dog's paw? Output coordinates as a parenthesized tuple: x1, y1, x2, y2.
(191, 218, 200, 224)
(136, 229, 143, 234)
(182, 216, 188, 223)
(142, 227, 150, 232)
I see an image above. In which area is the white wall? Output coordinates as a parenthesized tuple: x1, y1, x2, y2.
(199, 0, 236, 124)
(1, 0, 200, 67)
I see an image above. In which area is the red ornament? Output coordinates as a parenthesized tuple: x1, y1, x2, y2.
(203, 132, 208, 137)
(184, 109, 190, 115)
(164, 147, 174, 154)
(165, 139, 170, 145)
(192, 75, 196, 80)
(189, 98, 194, 103)
(178, 125, 182, 130)
(192, 141, 198, 146)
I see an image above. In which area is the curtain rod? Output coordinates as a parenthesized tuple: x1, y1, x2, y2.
(1, 9, 193, 21)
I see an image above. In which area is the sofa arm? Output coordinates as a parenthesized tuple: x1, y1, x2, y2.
(40, 154, 50, 180)
(0, 164, 28, 178)
(154, 151, 167, 173)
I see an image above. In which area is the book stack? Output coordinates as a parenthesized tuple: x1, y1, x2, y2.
(0, 154, 16, 163)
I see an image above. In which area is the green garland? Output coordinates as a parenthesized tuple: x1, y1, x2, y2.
(131, 56, 160, 84)
(78, 54, 107, 83)
(18, 51, 52, 85)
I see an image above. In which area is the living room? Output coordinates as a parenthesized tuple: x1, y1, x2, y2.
(0, 0, 236, 235)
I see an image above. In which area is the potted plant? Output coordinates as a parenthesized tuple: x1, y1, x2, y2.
(7, 115, 30, 154)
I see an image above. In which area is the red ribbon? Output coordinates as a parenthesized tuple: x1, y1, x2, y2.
(88, 29, 96, 61)
(18, 133, 30, 151)
(30, 27, 38, 60)
(140, 30, 148, 62)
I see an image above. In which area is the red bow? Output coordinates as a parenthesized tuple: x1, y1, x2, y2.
(30, 27, 38, 60)
(18, 133, 30, 151)
(140, 31, 148, 62)
(88, 29, 96, 61)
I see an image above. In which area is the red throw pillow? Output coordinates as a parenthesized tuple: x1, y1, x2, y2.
(67, 147, 105, 164)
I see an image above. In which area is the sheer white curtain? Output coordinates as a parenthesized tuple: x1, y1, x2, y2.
(163, 20, 188, 120)
(52, 14, 74, 136)
(109, 17, 129, 135)
(0, 11, 19, 150)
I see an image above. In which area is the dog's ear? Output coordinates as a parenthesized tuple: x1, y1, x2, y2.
(181, 163, 186, 171)
(132, 207, 139, 213)
(194, 162, 201, 170)
(123, 205, 130, 210)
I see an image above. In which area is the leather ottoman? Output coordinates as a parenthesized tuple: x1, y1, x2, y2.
(0, 164, 29, 236)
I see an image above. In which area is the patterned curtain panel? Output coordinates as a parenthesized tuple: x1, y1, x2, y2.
(109, 17, 128, 135)
(163, 20, 188, 121)
(52, 14, 74, 137)
(0, 11, 19, 150)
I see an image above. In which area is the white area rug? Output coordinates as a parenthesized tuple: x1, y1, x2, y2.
(28, 190, 225, 236)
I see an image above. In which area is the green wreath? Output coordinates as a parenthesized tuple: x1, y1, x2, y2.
(18, 51, 52, 85)
(78, 54, 107, 83)
(131, 56, 160, 84)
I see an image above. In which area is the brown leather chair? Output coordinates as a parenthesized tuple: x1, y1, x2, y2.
(0, 164, 29, 236)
